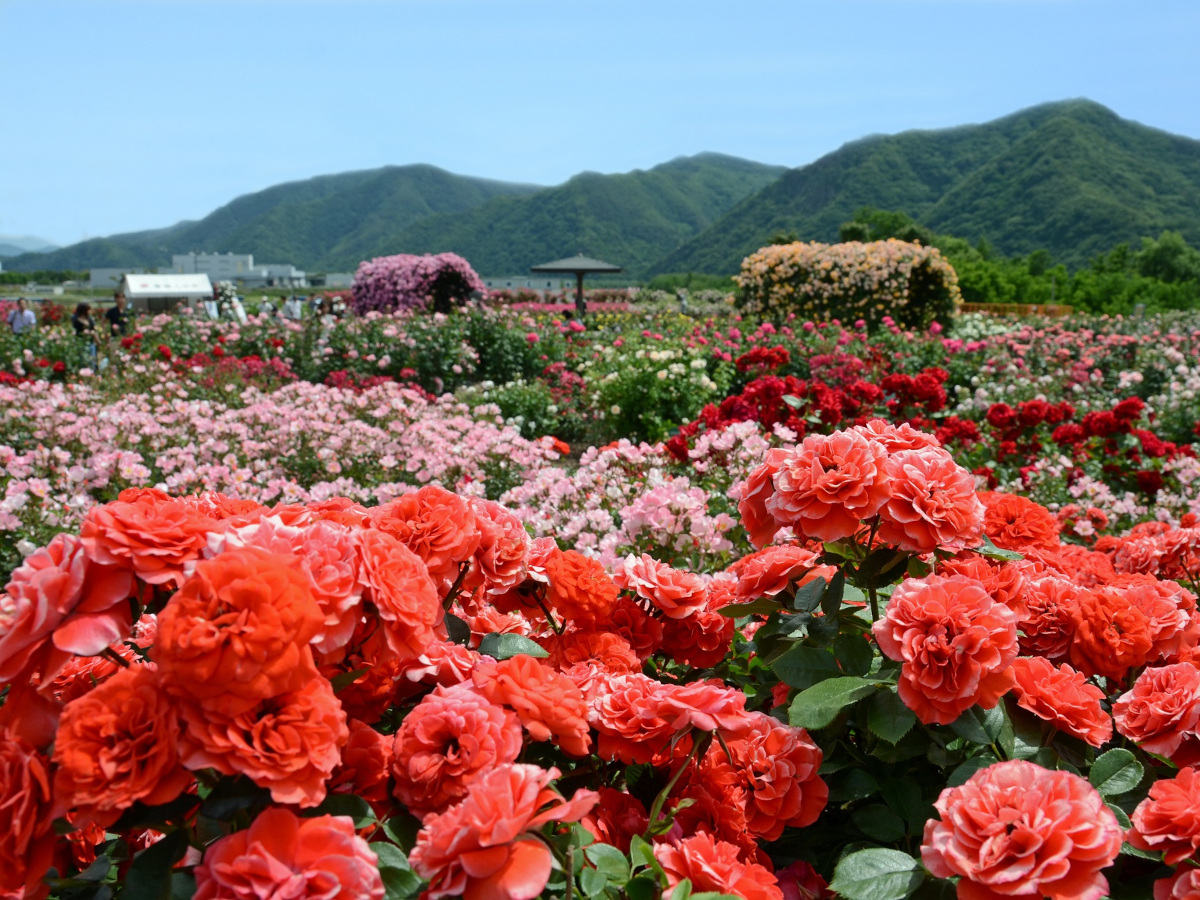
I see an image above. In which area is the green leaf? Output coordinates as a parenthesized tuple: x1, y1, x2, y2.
(371, 843, 411, 871)
(380, 864, 423, 900)
(948, 754, 999, 787)
(443, 613, 471, 646)
(770, 645, 839, 690)
(867, 689, 917, 744)
(783, 394, 805, 409)
(476, 633, 549, 660)
(1090, 749, 1144, 797)
(974, 534, 1024, 562)
(788, 676, 879, 729)
(381, 813, 422, 853)
(716, 598, 785, 618)
(170, 872, 196, 900)
(628, 835, 656, 869)
(1120, 841, 1158, 860)
(330, 666, 370, 693)
(1108, 803, 1132, 830)
(584, 844, 630, 882)
(579, 867, 609, 897)
(668, 879, 694, 900)
(828, 768, 881, 802)
(626, 874, 659, 900)
(855, 548, 911, 590)
(303, 793, 375, 827)
(852, 805, 907, 843)
(834, 632, 873, 676)
(793, 576, 829, 613)
(123, 831, 190, 900)
(829, 848, 924, 900)
(949, 704, 1006, 746)
(199, 776, 271, 819)
(76, 855, 116, 885)
(822, 570, 846, 619)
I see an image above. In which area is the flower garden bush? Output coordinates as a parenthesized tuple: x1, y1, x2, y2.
(351, 253, 486, 314)
(736, 239, 963, 330)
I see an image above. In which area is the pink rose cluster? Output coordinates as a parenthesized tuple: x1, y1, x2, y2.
(351, 253, 486, 314)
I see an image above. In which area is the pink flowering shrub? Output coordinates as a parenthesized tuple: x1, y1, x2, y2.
(351, 252, 486, 314)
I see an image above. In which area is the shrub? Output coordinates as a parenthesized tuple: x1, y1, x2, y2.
(350, 252, 485, 314)
(736, 238, 962, 329)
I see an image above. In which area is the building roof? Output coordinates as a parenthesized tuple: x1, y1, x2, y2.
(529, 254, 622, 274)
(120, 273, 213, 298)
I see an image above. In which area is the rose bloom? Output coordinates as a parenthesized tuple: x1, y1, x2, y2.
(589, 673, 688, 764)
(394, 639, 482, 699)
(737, 447, 791, 548)
(155, 548, 324, 716)
(979, 492, 1061, 552)
(328, 718, 394, 819)
(873, 575, 1018, 725)
(194, 806, 382, 900)
(700, 710, 827, 840)
(609, 596, 665, 660)
(852, 419, 942, 453)
(356, 529, 442, 659)
(0, 728, 56, 900)
(1009, 657, 1112, 748)
(654, 833, 784, 900)
(1069, 585, 1161, 683)
(1155, 867, 1200, 900)
(1128, 766, 1200, 865)
(465, 499, 530, 596)
(391, 682, 522, 816)
(662, 603, 735, 669)
(0, 532, 133, 687)
(614, 553, 707, 619)
(940, 553, 1028, 618)
(1112, 663, 1200, 763)
(922, 760, 1123, 900)
(410, 764, 597, 900)
(80, 487, 216, 586)
(1107, 573, 1197, 662)
(766, 430, 892, 543)
(729, 544, 838, 604)
(472, 654, 591, 756)
(775, 861, 833, 900)
(580, 787, 649, 854)
(542, 549, 619, 627)
(1017, 577, 1082, 660)
(669, 778, 758, 861)
(179, 676, 348, 807)
(52, 664, 192, 826)
(877, 447, 985, 553)
(369, 486, 481, 593)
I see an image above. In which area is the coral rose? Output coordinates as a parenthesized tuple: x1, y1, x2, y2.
(852, 419, 942, 452)
(654, 833, 784, 900)
(410, 764, 597, 900)
(194, 806, 383, 900)
(0, 728, 56, 900)
(922, 760, 1123, 900)
(1070, 585, 1162, 683)
(940, 553, 1028, 618)
(328, 718, 394, 819)
(580, 787, 649, 853)
(662, 602, 735, 669)
(0, 532, 133, 687)
(979, 492, 1061, 552)
(391, 682, 522, 816)
(542, 549, 619, 627)
(368, 486, 481, 593)
(179, 676, 348, 807)
(466, 499, 530, 596)
(609, 596, 664, 660)
(1155, 867, 1200, 900)
(873, 575, 1018, 725)
(1010, 657, 1112, 747)
(1017, 576, 1081, 660)
(1112, 663, 1200, 763)
(1128, 766, 1200, 865)
(767, 430, 892, 543)
(737, 447, 791, 548)
(472, 655, 591, 756)
(590, 673, 687, 764)
(729, 544, 837, 603)
(700, 710, 827, 840)
(356, 529, 442, 659)
(52, 664, 192, 826)
(878, 446, 985, 553)
(80, 488, 217, 586)
(155, 548, 324, 716)
(614, 553, 707, 619)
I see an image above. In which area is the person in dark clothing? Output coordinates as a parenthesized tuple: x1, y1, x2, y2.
(72, 302, 99, 363)
(105, 292, 129, 336)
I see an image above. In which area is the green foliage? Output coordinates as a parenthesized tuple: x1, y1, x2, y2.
(829, 849, 924, 900)
(644, 272, 736, 293)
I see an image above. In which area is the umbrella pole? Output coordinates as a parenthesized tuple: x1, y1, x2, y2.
(575, 272, 586, 319)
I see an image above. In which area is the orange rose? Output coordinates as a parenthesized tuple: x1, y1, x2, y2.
(542, 549, 619, 627)
(654, 833, 784, 900)
(541, 628, 640, 699)
(609, 596, 664, 660)
(766, 430, 891, 543)
(472, 654, 591, 756)
(1010, 657, 1112, 748)
(1017, 576, 1081, 659)
(52, 664, 192, 826)
(410, 764, 597, 900)
(155, 548, 324, 716)
(194, 806, 383, 900)
(662, 603, 735, 669)
(1112, 663, 1200, 764)
(873, 575, 1018, 725)
(614, 553, 707, 619)
(979, 492, 1060, 552)
(369, 486, 481, 593)
(179, 676, 348, 807)
(391, 682, 522, 816)
(466, 499, 529, 596)
(0, 728, 56, 899)
(580, 787, 649, 853)
(737, 448, 790, 548)
(328, 718, 394, 819)
(80, 488, 216, 586)
(0, 533, 133, 687)
(878, 447, 984, 553)
(729, 544, 837, 603)
(939, 552, 1028, 618)
(1069, 585, 1159, 682)
(356, 529, 442, 659)
(1128, 766, 1200, 865)
(922, 760, 1122, 900)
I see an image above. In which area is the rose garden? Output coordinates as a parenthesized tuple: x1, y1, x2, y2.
(1, 240, 1199, 900)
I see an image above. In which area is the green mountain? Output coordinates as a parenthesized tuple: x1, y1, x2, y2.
(653, 100, 1200, 274)
(5, 155, 785, 278)
(374, 153, 788, 278)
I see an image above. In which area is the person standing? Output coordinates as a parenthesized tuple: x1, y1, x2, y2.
(72, 302, 99, 364)
(105, 291, 129, 337)
(6, 297, 37, 334)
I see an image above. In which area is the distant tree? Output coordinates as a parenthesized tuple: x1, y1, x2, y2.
(838, 208, 935, 246)
(1135, 231, 1200, 284)
(1027, 250, 1053, 277)
(769, 230, 800, 245)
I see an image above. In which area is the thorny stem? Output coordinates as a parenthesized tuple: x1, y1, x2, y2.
(643, 730, 713, 840)
(564, 843, 575, 900)
(441, 561, 471, 611)
(100, 647, 130, 669)
(532, 591, 564, 635)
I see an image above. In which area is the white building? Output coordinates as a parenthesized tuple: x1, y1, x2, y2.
(482, 275, 568, 292)
(120, 273, 213, 313)
(172, 252, 306, 288)
(90, 267, 145, 289)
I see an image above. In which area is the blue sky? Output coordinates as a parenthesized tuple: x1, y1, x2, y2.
(2, 0, 1198, 246)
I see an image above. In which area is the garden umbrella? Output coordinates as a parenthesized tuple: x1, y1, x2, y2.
(530, 253, 622, 317)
